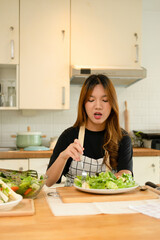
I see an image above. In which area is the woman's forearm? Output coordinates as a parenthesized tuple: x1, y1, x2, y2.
(46, 152, 68, 187)
(46, 139, 83, 187)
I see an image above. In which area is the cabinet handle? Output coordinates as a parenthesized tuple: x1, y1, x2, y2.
(10, 26, 14, 31)
(134, 33, 138, 41)
(135, 44, 139, 63)
(62, 30, 65, 40)
(62, 87, 65, 105)
(10, 40, 14, 59)
(151, 163, 155, 173)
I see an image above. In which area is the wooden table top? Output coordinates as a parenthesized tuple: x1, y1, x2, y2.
(1, 189, 160, 240)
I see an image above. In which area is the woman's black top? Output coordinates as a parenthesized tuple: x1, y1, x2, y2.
(48, 126, 133, 183)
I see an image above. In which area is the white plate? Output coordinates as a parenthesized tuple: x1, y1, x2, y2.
(0, 194, 23, 211)
(23, 146, 50, 151)
(74, 184, 139, 194)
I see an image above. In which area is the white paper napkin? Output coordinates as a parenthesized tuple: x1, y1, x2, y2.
(93, 200, 143, 214)
(129, 199, 160, 219)
(44, 186, 100, 216)
(48, 201, 101, 216)
(44, 186, 160, 217)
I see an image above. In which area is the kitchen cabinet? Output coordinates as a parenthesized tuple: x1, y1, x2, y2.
(0, 65, 18, 109)
(0, 157, 50, 174)
(0, 0, 19, 64)
(133, 156, 160, 185)
(0, 159, 28, 171)
(29, 158, 66, 185)
(0, 0, 19, 110)
(19, 0, 70, 109)
(29, 158, 49, 175)
(71, 0, 142, 68)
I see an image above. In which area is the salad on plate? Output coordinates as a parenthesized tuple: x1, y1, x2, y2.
(74, 171, 137, 190)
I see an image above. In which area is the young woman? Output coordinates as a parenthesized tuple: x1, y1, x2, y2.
(46, 74, 133, 187)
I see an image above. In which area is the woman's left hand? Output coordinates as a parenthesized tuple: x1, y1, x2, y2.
(115, 170, 132, 178)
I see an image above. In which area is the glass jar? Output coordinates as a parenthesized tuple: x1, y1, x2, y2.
(0, 82, 6, 107)
(0, 93, 5, 106)
(8, 86, 16, 107)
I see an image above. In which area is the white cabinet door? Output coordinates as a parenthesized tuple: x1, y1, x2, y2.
(71, 0, 142, 68)
(133, 157, 160, 185)
(0, 159, 28, 171)
(29, 158, 49, 175)
(0, 0, 19, 64)
(20, 0, 70, 109)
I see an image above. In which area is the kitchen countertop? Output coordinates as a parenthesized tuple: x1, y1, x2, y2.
(0, 148, 160, 159)
(0, 149, 53, 159)
(1, 189, 160, 240)
(133, 147, 160, 157)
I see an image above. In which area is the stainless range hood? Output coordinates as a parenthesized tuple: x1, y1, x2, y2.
(70, 66, 147, 87)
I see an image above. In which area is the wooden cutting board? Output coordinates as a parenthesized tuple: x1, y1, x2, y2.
(0, 199, 35, 217)
(57, 186, 159, 203)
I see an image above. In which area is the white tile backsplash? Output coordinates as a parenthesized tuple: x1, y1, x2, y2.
(0, 0, 160, 147)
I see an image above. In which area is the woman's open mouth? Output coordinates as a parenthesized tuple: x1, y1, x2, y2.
(94, 112, 102, 119)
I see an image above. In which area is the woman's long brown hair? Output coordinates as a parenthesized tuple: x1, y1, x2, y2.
(73, 74, 122, 169)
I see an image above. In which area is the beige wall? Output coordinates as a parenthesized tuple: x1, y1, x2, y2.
(0, 0, 160, 147)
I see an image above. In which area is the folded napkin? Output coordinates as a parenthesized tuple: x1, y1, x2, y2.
(44, 186, 100, 216)
(48, 201, 101, 216)
(44, 186, 160, 217)
(129, 200, 160, 219)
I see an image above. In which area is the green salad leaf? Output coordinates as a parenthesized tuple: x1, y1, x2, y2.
(0, 172, 46, 198)
(74, 172, 136, 189)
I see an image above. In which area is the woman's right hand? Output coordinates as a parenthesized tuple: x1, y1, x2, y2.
(60, 139, 84, 162)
